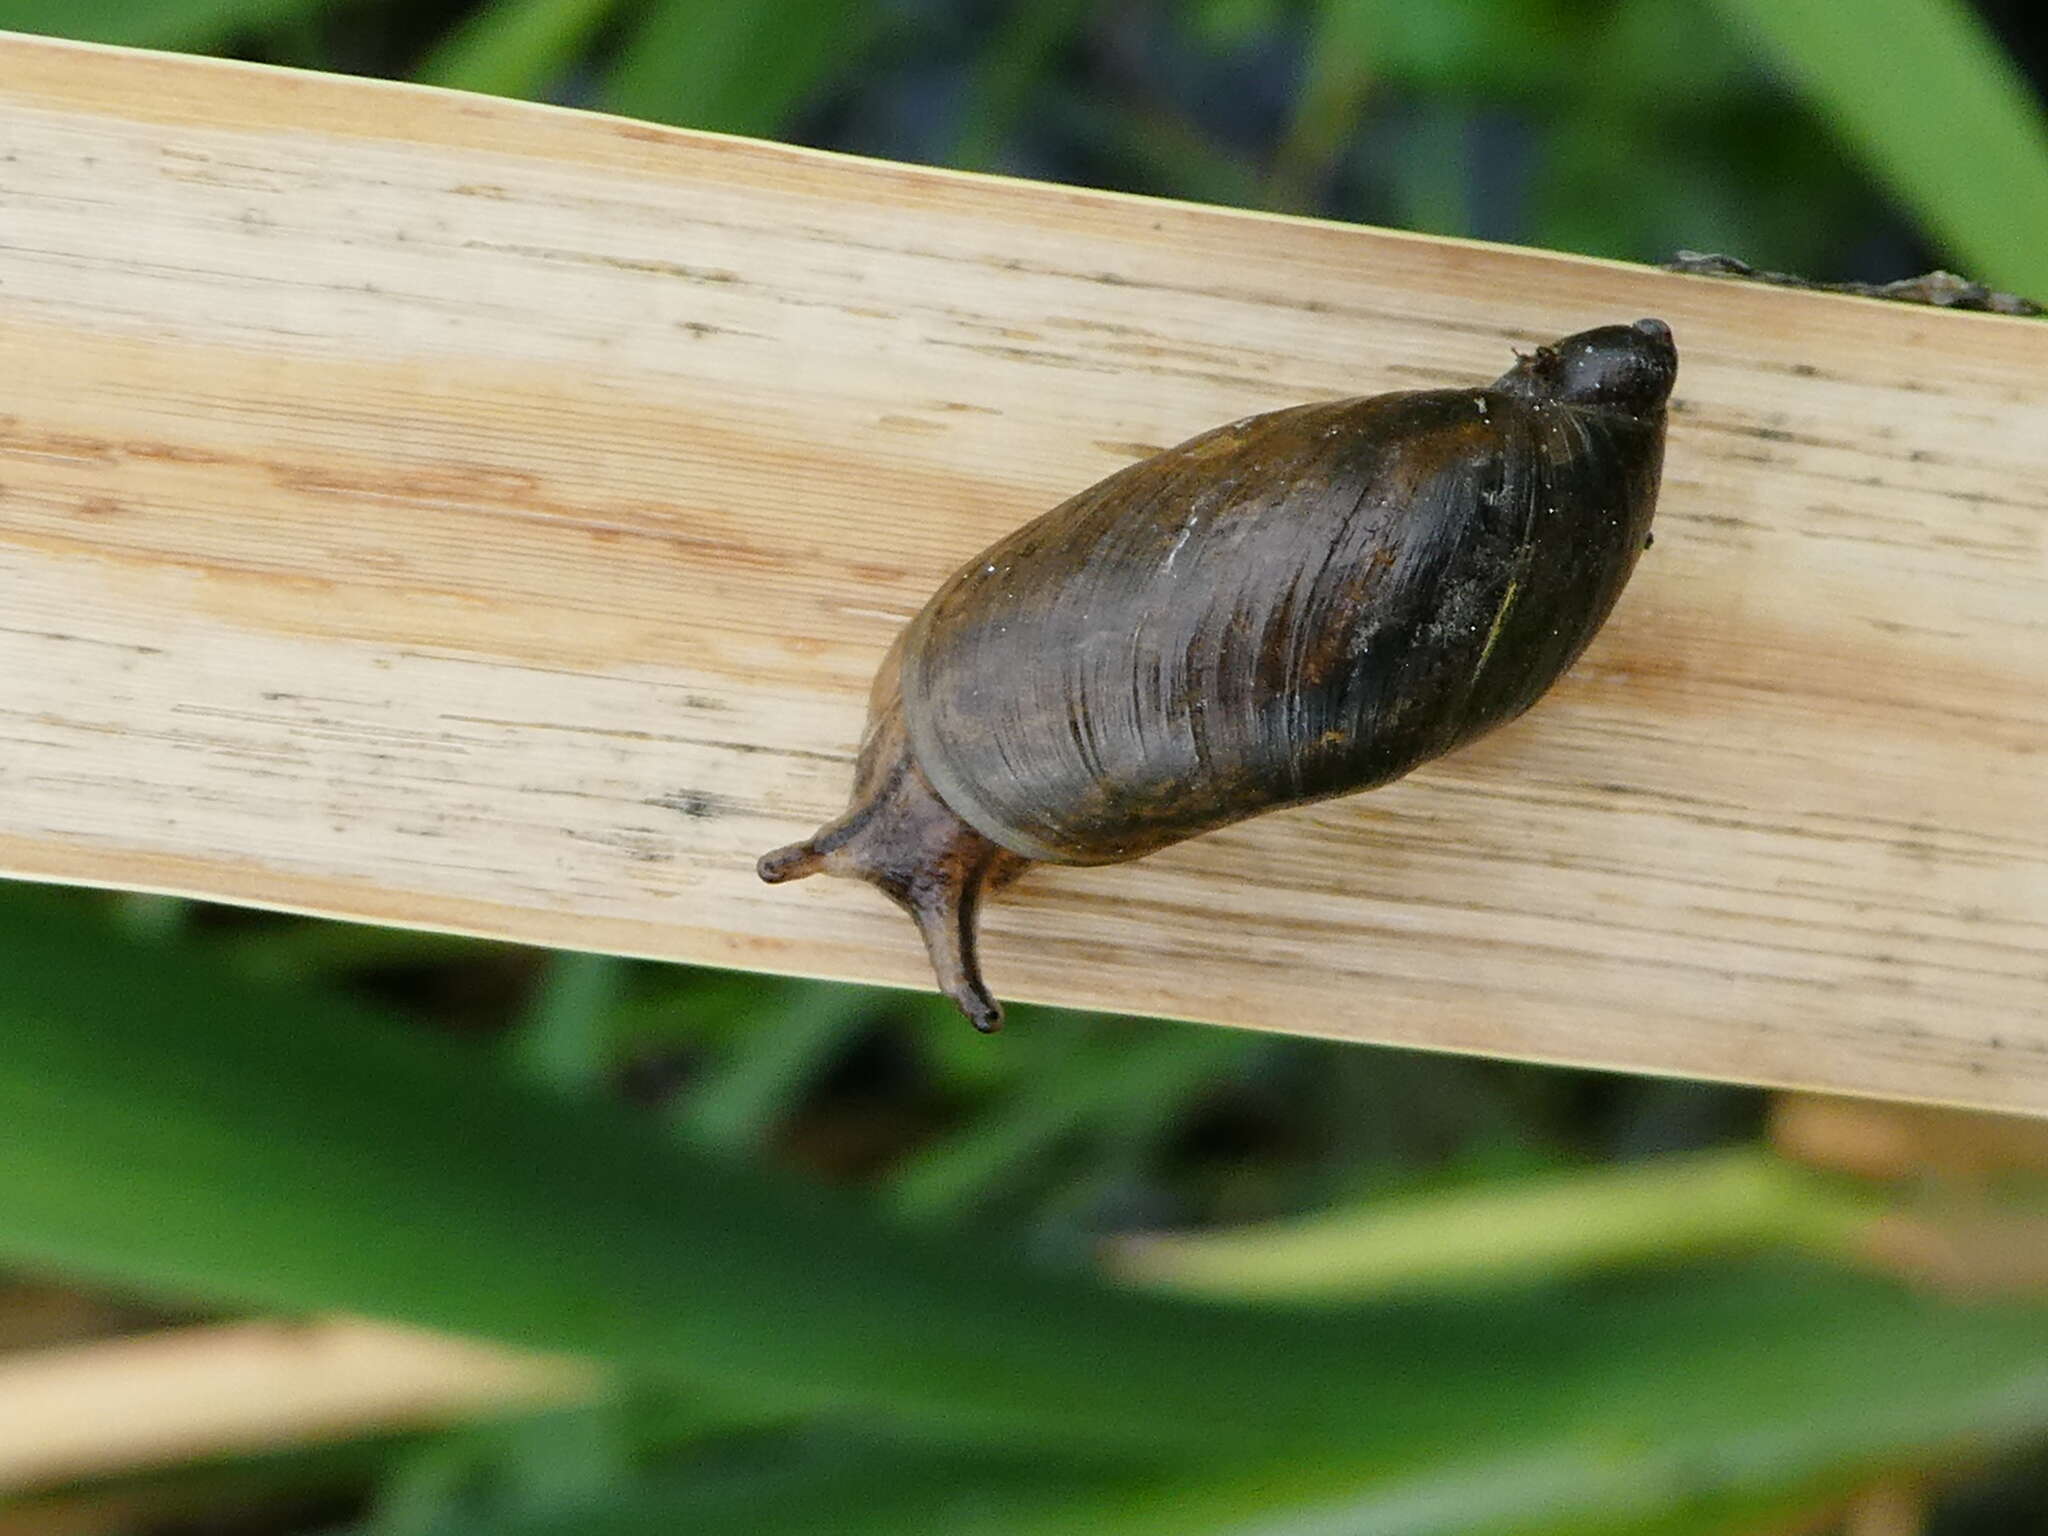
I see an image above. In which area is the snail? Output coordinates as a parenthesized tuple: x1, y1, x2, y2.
(760, 318, 1677, 1032)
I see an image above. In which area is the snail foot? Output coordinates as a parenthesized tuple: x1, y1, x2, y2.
(758, 726, 1028, 1033)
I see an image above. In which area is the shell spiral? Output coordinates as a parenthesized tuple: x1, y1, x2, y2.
(901, 320, 1675, 865)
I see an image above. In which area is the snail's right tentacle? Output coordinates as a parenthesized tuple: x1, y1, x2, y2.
(904, 856, 1003, 1034)
(756, 839, 826, 883)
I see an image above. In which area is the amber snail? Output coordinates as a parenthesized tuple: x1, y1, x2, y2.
(761, 318, 1677, 1032)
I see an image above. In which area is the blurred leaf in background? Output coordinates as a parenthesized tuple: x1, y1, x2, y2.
(4, 887, 2048, 1536)
(601, 0, 882, 138)
(414, 0, 621, 99)
(1709, 0, 2048, 293)
(0, 0, 328, 49)
(5, 0, 2042, 287)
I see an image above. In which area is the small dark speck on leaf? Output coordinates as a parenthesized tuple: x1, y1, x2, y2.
(651, 790, 723, 819)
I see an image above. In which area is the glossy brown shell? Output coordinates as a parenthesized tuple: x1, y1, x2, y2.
(758, 319, 1677, 1032)
(900, 335, 1671, 866)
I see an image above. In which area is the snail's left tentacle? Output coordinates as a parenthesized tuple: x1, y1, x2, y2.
(757, 839, 826, 883)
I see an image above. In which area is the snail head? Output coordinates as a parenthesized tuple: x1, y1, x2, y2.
(1494, 317, 1677, 417)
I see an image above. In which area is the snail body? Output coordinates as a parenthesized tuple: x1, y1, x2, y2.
(761, 319, 1677, 1031)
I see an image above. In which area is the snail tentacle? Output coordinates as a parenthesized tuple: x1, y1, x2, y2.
(756, 839, 827, 883)
(758, 695, 1030, 1032)
(904, 846, 1006, 1034)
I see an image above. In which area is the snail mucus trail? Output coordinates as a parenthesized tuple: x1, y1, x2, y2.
(760, 319, 1678, 1033)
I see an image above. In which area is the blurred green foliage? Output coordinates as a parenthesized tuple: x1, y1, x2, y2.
(0, 2, 2045, 1533)
(1, 0, 2041, 288)
(6, 886, 2048, 1536)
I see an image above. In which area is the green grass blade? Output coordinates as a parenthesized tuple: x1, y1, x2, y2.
(324, 1323, 2048, 1536)
(0, 0, 324, 48)
(888, 1018, 1245, 1222)
(107, 891, 191, 944)
(1047, 95, 1267, 208)
(602, 0, 879, 137)
(413, 0, 622, 99)
(1267, 0, 1382, 211)
(1106, 1146, 1882, 1302)
(504, 950, 629, 1095)
(951, 0, 1097, 171)
(4, 890, 2048, 1507)
(344, 1446, 1147, 1536)
(669, 980, 876, 1153)
(1707, 0, 2048, 292)
(362, 1390, 781, 1536)
(0, 897, 1298, 1452)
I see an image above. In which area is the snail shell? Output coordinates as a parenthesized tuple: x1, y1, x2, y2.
(760, 319, 1677, 1031)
